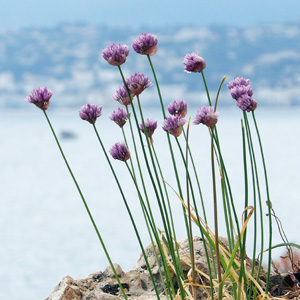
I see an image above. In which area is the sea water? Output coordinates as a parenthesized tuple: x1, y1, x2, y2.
(0, 106, 299, 300)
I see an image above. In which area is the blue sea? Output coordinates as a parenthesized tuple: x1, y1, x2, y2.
(1, 106, 299, 300)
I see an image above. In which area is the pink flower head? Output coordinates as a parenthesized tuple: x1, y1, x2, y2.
(25, 86, 53, 110)
(132, 33, 158, 56)
(236, 95, 258, 112)
(228, 76, 257, 112)
(183, 52, 206, 73)
(194, 106, 219, 128)
(139, 118, 157, 144)
(109, 142, 130, 162)
(79, 104, 102, 124)
(113, 85, 135, 106)
(167, 100, 188, 118)
(102, 43, 129, 66)
(227, 77, 250, 89)
(229, 85, 253, 100)
(125, 73, 152, 96)
(162, 115, 186, 137)
(109, 108, 130, 128)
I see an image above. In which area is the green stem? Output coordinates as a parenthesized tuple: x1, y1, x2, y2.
(118, 67, 184, 298)
(211, 127, 222, 285)
(124, 162, 174, 299)
(147, 55, 185, 201)
(121, 126, 136, 180)
(147, 55, 166, 118)
(92, 123, 162, 299)
(185, 119, 197, 300)
(211, 129, 242, 253)
(43, 110, 128, 299)
(214, 76, 226, 111)
(237, 119, 249, 300)
(151, 145, 177, 244)
(177, 136, 214, 297)
(135, 96, 185, 296)
(243, 113, 264, 299)
(146, 57, 191, 299)
(201, 70, 212, 106)
(183, 130, 208, 223)
(136, 96, 174, 243)
(252, 111, 272, 293)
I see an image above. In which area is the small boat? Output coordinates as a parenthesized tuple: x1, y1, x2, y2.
(60, 130, 77, 140)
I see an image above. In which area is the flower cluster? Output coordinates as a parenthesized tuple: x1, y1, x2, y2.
(162, 115, 186, 137)
(109, 142, 130, 162)
(168, 100, 188, 118)
(102, 43, 130, 66)
(228, 77, 257, 112)
(109, 108, 130, 128)
(194, 106, 219, 128)
(183, 52, 206, 73)
(25, 86, 53, 110)
(125, 73, 152, 96)
(139, 119, 157, 144)
(113, 86, 135, 106)
(113, 73, 151, 106)
(132, 33, 158, 56)
(79, 104, 102, 124)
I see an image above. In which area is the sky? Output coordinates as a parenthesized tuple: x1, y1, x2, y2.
(1, 0, 300, 30)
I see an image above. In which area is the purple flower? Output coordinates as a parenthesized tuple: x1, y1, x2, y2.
(227, 77, 250, 89)
(25, 86, 53, 110)
(109, 142, 130, 162)
(168, 100, 188, 118)
(229, 85, 253, 100)
(194, 106, 219, 128)
(183, 52, 206, 73)
(132, 33, 158, 56)
(139, 118, 157, 144)
(109, 108, 130, 128)
(102, 43, 129, 66)
(79, 104, 102, 124)
(113, 85, 135, 106)
(228, 76, 257, 112)
(162, 115, 186, 137)
(236, 95, 258, 112)
(125, 73, 152, 96)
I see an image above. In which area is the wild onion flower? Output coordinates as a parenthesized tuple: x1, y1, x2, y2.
(113, 86, 135, 106)
(132, 33, 158, 56)
(228, 76, 257, 112)
(109, 108, 130, 128)
(194, 106, 219, 128)
(109, 142, 130, 162)
(183, 52, 206, 73)
(229, 85, 253, 100)
(102, 43, 130, 66)
(139, 118, 157, 144)
(167, 100, 188, 118)
(237, 95, 258, 112)
(25, 86, 53, 110)
(125, 73, 152, 95)
(79, 104, 102, 124)
(227, 76, 250, 89)
(162, 115, 186, 137)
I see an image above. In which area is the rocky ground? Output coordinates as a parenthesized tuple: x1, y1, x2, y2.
(45, 237, 299, 300)
(45, 236, 212, 300)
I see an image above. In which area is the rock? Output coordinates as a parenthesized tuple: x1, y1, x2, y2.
(134, 236, 220, 299)
(105, 264, 125, 277)
(45, 237, 230, 300)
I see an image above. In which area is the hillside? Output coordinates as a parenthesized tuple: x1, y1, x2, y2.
(0, 23, 300, 108)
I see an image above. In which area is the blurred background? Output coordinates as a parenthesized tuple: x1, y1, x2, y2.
(1, 1, 300, 299)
